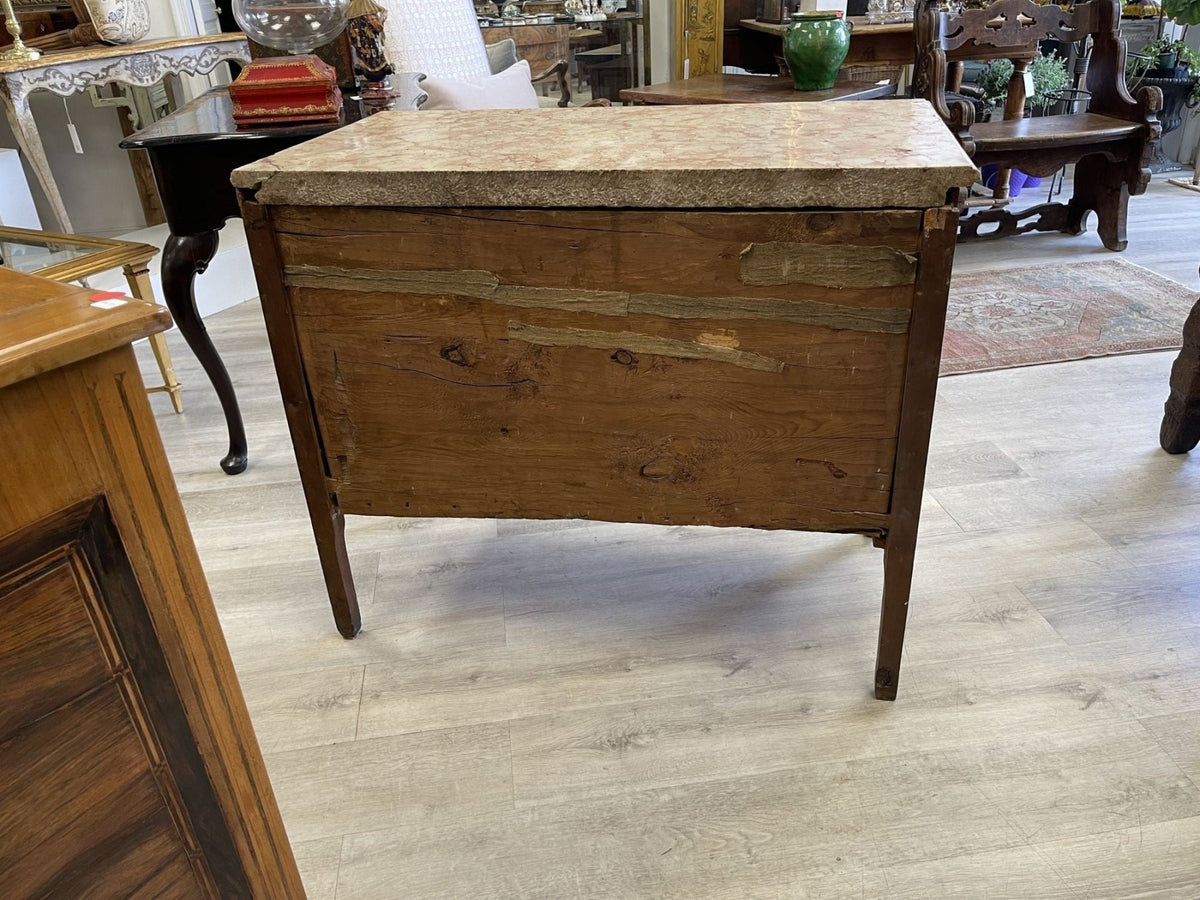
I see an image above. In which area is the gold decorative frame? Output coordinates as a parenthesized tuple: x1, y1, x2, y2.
(0, 224, 183, 412)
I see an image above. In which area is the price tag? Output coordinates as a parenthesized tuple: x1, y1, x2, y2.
(90, 291, 129, 309)
(62, 98, 83, 155)
(1022, 70, 1035, 100)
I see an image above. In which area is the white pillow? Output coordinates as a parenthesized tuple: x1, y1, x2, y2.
(421, 60, 540, 111)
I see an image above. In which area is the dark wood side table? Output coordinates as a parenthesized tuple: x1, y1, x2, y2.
(620, 72, 897, 104)
(120, 76, 426, 474)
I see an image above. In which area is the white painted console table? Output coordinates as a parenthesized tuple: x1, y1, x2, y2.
(0, 33, 250, 233)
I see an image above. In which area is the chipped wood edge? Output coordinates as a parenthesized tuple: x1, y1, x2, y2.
(740, 242, 918, 289)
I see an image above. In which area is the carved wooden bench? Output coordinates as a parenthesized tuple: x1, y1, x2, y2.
(912, 0, 1162, 250)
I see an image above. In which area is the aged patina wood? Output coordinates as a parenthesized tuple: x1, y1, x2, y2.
(235, 102, 973, 700)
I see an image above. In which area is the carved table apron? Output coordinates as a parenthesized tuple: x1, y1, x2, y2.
(0, 34, 250, 234)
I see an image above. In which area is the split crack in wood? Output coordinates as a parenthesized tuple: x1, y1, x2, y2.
(282, 265, 911, 334)
(346, 358, 536, 389)
(506, 321, 785, 374)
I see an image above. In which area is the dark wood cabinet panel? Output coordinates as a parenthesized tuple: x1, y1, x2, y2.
(0, 268, 304, 899)
(0, 500, 248, 898)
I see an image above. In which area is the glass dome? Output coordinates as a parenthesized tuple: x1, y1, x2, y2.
(234, 0, 349, 55)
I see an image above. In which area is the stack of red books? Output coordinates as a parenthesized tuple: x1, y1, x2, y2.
(229, 55, 343, 128)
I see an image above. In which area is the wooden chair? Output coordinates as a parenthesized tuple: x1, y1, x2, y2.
(911, 0, 1163, 251)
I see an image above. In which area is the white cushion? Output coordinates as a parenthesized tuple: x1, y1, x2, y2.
(421, 60, 541, 110)
(485, 38, 519, 75)
(382, 0, 492, 81)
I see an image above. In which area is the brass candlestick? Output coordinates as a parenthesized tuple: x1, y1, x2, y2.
(1, 0, 42, 62)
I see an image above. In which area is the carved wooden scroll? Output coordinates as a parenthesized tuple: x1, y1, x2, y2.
(940, 0, 1099, 53)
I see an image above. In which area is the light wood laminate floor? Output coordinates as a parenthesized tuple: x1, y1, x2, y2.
(138, 173, 1200, 899)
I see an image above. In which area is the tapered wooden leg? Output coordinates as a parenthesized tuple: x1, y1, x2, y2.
(1161, 294, 1200, 454)
(147, 333, 185, 413)
(873, 207, 960, 700)
(125, 264, 184, 413)
(875, 527, 918, 701)
(240, 200, 360, 637)
(310, 498, 360, 638)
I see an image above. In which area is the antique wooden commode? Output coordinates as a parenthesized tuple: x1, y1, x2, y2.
(234, 102, 976, 700)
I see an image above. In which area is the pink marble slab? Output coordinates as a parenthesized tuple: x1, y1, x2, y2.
(233, 100, 977, 210)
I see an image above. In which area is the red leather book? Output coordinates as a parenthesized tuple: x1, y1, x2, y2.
(229, 55, 343, 127)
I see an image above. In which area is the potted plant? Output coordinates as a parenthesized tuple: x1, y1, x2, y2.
(1131, 38, 1200, 103)
(1127, 0, 1200, 169)
(976, 51, 1072, 117)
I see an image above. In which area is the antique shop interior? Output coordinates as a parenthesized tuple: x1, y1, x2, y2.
(3, 0, 1200, 896)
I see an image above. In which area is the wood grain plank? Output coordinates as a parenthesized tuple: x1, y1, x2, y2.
(0, 686, 200, 898)
(264, 723, 514, 843)
(294, 288, 905, 527)
(740, 240, 917, 288)
(284, 264, 913, 333)
(272, 207, 927, 311)
(0, 559, 110, 742)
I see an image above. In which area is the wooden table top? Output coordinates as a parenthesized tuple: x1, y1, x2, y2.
(620, 73, 897, 105)
(0, 267, 169, 389)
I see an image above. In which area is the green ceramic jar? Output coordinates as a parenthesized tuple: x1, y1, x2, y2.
(782, 11, 852, 91)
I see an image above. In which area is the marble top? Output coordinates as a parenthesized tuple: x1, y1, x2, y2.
(233, 101, 978, 210)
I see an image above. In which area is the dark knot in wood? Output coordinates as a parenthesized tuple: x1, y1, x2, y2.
(639, 458, 676, 480)
(440, 343, 470, 367)
(611, 349, 637, 367)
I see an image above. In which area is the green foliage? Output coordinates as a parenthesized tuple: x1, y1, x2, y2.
(976, 52, 1072, 110)
(1128, 38, 1200, 108)
(1134, 37, 1200, 72)
(1163, 0, 1200, 26)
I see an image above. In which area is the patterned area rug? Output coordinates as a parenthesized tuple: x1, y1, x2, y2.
(941, 259, 1197, 375)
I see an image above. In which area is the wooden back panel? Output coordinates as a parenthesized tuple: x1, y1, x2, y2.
(939, 0, 1101, 55)
(269, 206, 930, 534)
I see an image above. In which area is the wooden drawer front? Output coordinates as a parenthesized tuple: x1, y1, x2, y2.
(483, 23, 569, 64)
(275, 207, 923, 533)
(0, 500, 250, 899)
